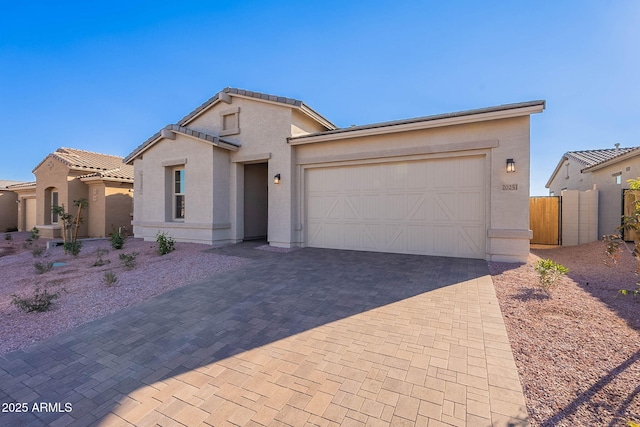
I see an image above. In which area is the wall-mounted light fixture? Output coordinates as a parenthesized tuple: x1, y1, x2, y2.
(274, 174, 281, 184)
(506, 159, 515, 173)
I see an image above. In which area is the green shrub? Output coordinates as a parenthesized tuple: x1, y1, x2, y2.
(4, 233, 12, 241)
(31, 245, 46, 257)
(103, 271, 118, 286)
(63, 241, 82, 257)
(533, 259, 569, 293)
(30, 227, 40, 241)
(12, 287, 59, 312)
(156, 231, 175, 255)
(34, 261, 54, 274)
(119, 252, 139, 270)
(110, 229, 125, 250)
(92, 248, 110, 267)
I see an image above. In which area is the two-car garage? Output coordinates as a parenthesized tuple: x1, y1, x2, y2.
(304, 155, 486, 259)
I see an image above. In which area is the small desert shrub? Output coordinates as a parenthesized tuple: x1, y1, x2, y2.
(34, 261, 54, 275)
(12, 287, 59, 313)
(30, 227, 40, 241)
(110, 229, 125, 250)
(64, 241, 82, 257)
(103, 271, 118, 286)
(92, 248, 110, 267)
(119, 252, 139, 270)
(533, 259, 569, 293)
(31, 245, 46, 257)
(4, 233, 12, 241)
(156, 231, 175, 255)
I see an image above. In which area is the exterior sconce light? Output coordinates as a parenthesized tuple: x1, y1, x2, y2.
(274, 174, 281, 184)
(506, 159, 515, 173)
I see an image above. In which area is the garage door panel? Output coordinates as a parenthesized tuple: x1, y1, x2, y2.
(434, 194, 456, 221)
(408, 194, 428, 221)
(407, 225, 432, 253)
(386, 194, 406, 220)
(459, 192, 483, 221)
(459, 226, 484, 256)
(305, 157, 485, 259)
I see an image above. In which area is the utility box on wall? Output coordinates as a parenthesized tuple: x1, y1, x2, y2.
(561, 189, 598, 246)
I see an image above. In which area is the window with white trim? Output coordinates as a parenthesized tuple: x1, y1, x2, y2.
(174, 168, 185, 220)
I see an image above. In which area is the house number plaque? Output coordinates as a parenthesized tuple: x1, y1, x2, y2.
(502, 184, 518, 191)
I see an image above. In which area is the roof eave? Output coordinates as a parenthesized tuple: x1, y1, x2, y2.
(545, 156, 569, 188)
(289, 101, 545, 145)
(299, 103, 338, 130)
(80, 176, 134, 184)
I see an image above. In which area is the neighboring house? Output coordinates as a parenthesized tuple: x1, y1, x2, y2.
(125, 87, 545, 262)
(31, 148, 134, 239)
(546, 145, 640, 238)
(6, 181, 37, 232)
(0, 180, 26, 232)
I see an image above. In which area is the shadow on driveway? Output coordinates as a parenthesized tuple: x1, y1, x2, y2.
(1, 242, 490, 426)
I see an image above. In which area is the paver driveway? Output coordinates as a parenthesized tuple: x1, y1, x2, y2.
(0, 242, 528, 426)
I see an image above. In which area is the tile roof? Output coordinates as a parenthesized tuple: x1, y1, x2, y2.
(290, 100, 546, 141)
(124, 125, 239, 164)
(33, 148, 134, 180)
(176, 87, 302, 126)
(565, 147, 640, 168)
(0, 180, 27, 190)
(5, 181, 36, 191)
(125, 87, 337, 164)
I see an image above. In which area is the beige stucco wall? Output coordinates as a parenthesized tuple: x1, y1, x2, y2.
(294, 116, 532, 262)
(12, 186, 36, 231)
(132, 134, 224, 244)
(548, 156, 640, 237)
(83, 181, 132, 238)
(591, 160, 640, 237)
(132, 96, 329, 246)
(547, 159, 594, 195)
(0, 190, 18, 232)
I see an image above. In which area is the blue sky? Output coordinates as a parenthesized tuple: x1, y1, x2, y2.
(1, 1, 638, 195)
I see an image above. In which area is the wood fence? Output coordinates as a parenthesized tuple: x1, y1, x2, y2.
(530, 196, 560, 245)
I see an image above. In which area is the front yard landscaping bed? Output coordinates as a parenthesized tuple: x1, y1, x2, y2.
(490, 242, 640, 427)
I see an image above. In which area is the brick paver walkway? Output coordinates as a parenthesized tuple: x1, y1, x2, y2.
(0, 243, 528, 426)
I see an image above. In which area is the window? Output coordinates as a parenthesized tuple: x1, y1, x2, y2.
(51, 191, 59, 223)
(174, 168, 185, 219)
(615, 174, 622, 185)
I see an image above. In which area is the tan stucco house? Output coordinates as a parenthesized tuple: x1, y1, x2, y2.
(546, 145, 640, 238)
(0, 180, 27, 232)
(125, 87, 544, 262)
(30, 148, 134, 239)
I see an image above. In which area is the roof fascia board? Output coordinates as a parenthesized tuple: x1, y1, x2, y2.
(545, 156, 568, 188)
(80, 176, 133, 184)
(581, 149, 640, 173)
(185, 92, 336, 130)
(299, 104, 337, 130)
(289, 104, 545, 145)
(175, 130, 239, 151)
(124, 134, 160, 165)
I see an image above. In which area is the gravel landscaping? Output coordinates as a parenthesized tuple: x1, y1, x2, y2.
(490, 242, 640, 427)
(0, 232, 248, 355)
(2, 231, 639, 426)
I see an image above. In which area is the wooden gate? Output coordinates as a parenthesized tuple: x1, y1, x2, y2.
(530, 196, 560, 245)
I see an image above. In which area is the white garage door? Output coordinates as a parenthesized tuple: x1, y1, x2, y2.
(305, 156, 486, 259)
(25, 198, 36, 231)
